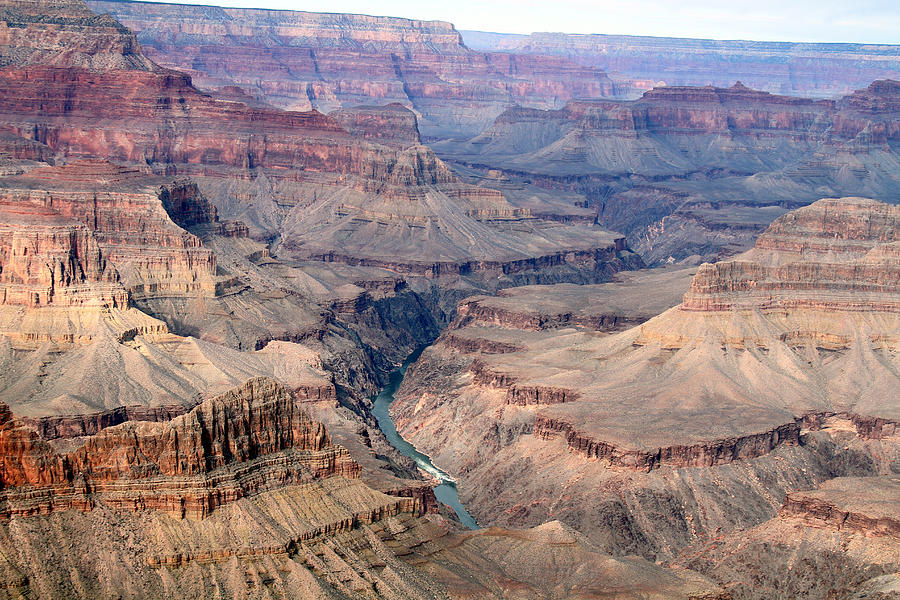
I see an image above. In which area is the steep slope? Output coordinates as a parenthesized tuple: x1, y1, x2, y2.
(393, 198, 900, 564)
(86, 0, 621, 138)
(463, 30, 900, 99)
(0, 376, 728, 599)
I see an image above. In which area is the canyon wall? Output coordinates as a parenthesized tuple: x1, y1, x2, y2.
(392, 198, 900, 561)
(434, 80, 900, 265)
(86, 0, 622, 138)
(463, 30, 900, 99)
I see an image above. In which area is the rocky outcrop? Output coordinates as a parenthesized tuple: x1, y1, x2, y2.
(298, 245, 640, 282)
(330, 103, 421, 148)
(779, 477, 900, 538)
(680, 198, 900, 316)
(673, 476, 900, 600)
(0, 1, 640, 290)
(535, 414, 800, 470)
(0, 377, 362, 518)
(0, 0, 156, 70)
(86, 0, 621, 138)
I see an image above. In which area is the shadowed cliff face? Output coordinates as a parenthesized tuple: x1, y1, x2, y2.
(392, 198, 900, 563)
(85, 0, 622, 138)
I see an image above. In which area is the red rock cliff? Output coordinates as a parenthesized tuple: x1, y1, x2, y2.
(0, 377, 360, 518)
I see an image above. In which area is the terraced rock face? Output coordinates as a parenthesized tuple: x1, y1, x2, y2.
(0, 377, 362, 517)
(433, 81, 900, 265)
(0, 0, 155, 70)
(463, 30, 900, 99)
(85, 0, 621, 138)
(392, 198, 900, 562)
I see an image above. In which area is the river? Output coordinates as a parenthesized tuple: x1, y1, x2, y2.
(371, 348, 479, 530)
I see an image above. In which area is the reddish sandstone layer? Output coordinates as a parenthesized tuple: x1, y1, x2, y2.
(330, 103, 421, 148)
(779, 477, 900, 538)
(0, 161, 217, 304)
(0, 377, 360, 518)
(1, 0, 639, 283)
(534, 414, 800, 471)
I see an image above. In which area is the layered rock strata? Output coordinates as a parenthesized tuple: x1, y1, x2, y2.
(392, 198, 900, 559)
(674, 477, 900, 600)
(433, 80, 900, 264)
(0, 0, 638, 289)
(0, 0, 156, 70)
(0, 377, 361, 518)
(86, 0, 621, 138)
(0, 160, 218, 306)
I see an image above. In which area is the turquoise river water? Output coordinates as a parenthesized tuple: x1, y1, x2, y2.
(371, 348, 479, 530)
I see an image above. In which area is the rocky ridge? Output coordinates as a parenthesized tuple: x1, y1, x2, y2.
(673, 477, 900, 600)
(0, 377, 363, 518)
(462, 30, 900, 99)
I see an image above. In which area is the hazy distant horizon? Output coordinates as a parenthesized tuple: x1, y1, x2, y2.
(126, 0, 900, 45)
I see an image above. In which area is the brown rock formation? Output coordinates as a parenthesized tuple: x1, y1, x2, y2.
(682, 198, 900, 314)
(0, 161, 218, 304)
(330, 103, 421, 148)
(0, 0, 638, 288)
(674, 477, 900, 600)
(780, 477, 900, 538)
(0, 0, 156, 70)
(534, 414, 800, 470)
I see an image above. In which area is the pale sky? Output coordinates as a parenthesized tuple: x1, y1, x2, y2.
(153, 0, 900, 44)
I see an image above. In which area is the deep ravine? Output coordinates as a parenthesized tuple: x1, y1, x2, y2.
(371, 347, 480, 530)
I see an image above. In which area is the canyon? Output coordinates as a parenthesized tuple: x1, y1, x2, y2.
(392, 198, 900, 595)
(433, 80, 900, 265)
(0, 0, 897, 597)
